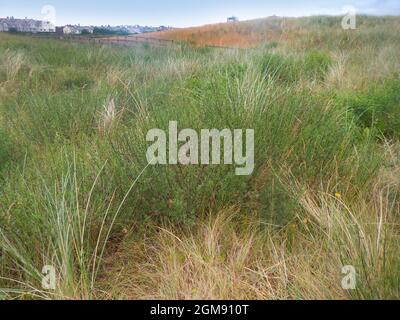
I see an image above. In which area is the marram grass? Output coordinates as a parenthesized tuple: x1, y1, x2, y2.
(0, 16, 399, 299)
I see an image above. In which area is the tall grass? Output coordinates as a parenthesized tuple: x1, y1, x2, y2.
(102, 169, 400, 299)
(0, 15, 399, 299)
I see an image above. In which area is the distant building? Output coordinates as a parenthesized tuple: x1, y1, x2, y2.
(91, 24, 172, 35)
(62, 25, 81, 34)
(55, 25, 94, 35)
(227, 16, 239, 23)
(0, 17, 55, 33)
(55, 26, 65, 34)
(81, 27, 94, 34)
(157, 26, 171, 32)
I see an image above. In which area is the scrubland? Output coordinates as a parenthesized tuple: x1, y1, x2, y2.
(0, 16, 399, 299)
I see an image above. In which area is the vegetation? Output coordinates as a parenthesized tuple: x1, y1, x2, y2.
(93, 27, 129, 36)
(0, 15, 399, 299)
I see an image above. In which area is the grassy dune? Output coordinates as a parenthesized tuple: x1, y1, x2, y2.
(142, 15, 400, 49)
(141, 16, 286, 48)
(0, 16, 400, 299)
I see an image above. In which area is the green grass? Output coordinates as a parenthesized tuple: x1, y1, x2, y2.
(0, 15, 400, 299)
(261, 50, 333, 83)
(340, 76, 400, 139)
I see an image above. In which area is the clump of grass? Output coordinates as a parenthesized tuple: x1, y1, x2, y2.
(0, 49, 28, 81)
(292, 163, 400, 299)
(0, 87, 113, 146)
(56, 66, 94, 90)
(0, 159, 106, 299)
(324, 52, 349, 89)
(101, 209, 340, 300)
(103, 147, 400, 299)
(303, 50, 332, 81)
(342, 76, 400, 139)
(0, 152, 150, 299)
(260, 53, 300, 83)
(98, 98, 123, 134)
(260, 50, 332, 84)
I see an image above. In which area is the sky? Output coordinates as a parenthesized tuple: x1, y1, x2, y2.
(0, 0, 399, 27)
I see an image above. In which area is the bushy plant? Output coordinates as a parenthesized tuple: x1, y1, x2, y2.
(343, 77, 400, 139)
(260, 50, 332, 84)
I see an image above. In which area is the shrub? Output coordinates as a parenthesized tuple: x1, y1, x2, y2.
(261, 53, 301, 83)
(254, 90, 380, 225)
(303, 50, 332, 81)
(343, 77, 400, 139)
(260, 50, 332, 84)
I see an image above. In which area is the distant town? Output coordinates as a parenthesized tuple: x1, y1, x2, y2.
(0, 16, 172, 35)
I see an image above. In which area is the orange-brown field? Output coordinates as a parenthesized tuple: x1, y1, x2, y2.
(136, 16, 291, 48)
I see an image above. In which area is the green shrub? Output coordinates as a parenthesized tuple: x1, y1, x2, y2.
(254, 90, 380, 225)
(261, 53, 301, 83)
(105, 72, 381, 226)
(261, 50, 332, 84)
(303, 50, 332, 81)
(105, 69, 256, 225)
(343, 77, 400, 139)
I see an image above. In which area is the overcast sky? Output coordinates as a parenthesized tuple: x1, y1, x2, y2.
(1, 0, 399, 27)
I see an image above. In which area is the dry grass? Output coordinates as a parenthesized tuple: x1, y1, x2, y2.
(97, 98, 124, 134)
(100, 206, 345, 300)
(97, 205, 355, 300)
(100, 141, 400, 300)
(0, 49, 28, 81)
(141, 17, 289, 48)
(101, 193, 398, 299)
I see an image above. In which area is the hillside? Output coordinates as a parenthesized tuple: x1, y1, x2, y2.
(142, 15, 400, 49)
(141, 16, 287, 48)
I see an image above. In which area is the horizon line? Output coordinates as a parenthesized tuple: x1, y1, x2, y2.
(1, 13, 399, 29)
